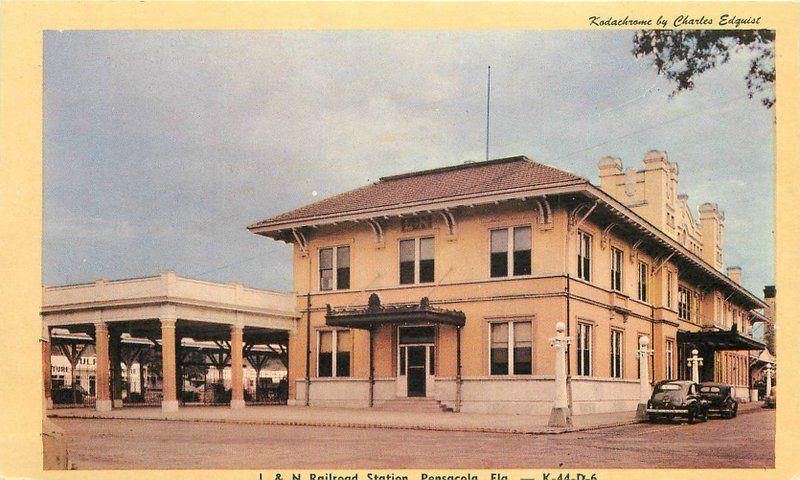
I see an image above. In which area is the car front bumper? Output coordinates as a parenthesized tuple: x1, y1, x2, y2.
(646, 408, 689, 414)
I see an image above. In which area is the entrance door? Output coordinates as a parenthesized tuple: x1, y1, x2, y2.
(407, 346, 427, 397)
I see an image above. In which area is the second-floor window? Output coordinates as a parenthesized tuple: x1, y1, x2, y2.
(610, 329, 623, 378)
(610, 247, 623, 292)
(637, 261, 649, 302)
(693, 292, 701, 322)
(577, 231, 592, 281)
(399, 237, 434, 285)
(490, 226, 532, 278)
(577, 322, 592, 376)
(667, 271, 674, 308)
(319, 246, 350, 291)
(678, 285, 692, 320)
(489, 320, 533, 375)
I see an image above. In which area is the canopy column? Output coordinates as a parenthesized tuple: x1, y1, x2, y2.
(368, 326, 375, 408)
(161, 318, 179, 412)
(42, 325, 52, 409)
(110, 329, 123, 408)
(230, 325, 245, 409)
(94, 322, 112, 412)
(455, 324, 462, 413)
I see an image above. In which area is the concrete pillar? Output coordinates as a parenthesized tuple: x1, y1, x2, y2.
(230, 325, 245, 409)
(689, 349, 703, 384)
(635, 336, 653, 420)
(548, 322, 572, 427)
(94, 322, 112, 412)
(161, 318, 179, 412)
(110, 329, 123, 408)
(42, 326, 53, 410)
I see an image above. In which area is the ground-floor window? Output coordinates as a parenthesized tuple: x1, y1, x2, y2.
(577, 323, 592, 376)
(317, 329, 351, 378)
(489, 320, 532, 375)
(636, 334, 645, 379)
(610, 329, 623, 378)
(665, 339, 674, 379)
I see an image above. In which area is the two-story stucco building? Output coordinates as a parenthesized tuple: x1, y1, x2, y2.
(248, 152, 766, 415)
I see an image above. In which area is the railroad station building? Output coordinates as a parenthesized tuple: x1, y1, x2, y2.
(248, 152, 769, 415)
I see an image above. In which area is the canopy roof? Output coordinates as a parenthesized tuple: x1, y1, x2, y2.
(678, 329, 765, 351)
(325, 294, 466, 329)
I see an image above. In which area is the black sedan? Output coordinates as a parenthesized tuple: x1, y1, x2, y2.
(699, 382, 739, 419)
(646, 380, 709, 423)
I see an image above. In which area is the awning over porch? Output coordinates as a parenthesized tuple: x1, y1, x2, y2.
(325, 294, 466, 329)
(678, 329, 766, 351)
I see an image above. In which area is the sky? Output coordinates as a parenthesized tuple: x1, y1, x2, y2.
(43, 30, 775, 297)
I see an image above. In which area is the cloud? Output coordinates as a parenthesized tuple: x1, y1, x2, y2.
(43, 30, 775, 294)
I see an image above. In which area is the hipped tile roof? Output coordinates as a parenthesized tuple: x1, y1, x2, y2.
(249, 156, 584, 229)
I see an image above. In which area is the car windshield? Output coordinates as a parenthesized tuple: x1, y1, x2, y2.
(657, 383, 682, 391)
(700, 386, 721, 393)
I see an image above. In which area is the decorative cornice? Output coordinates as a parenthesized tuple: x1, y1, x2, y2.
(41, 295, 299, 320)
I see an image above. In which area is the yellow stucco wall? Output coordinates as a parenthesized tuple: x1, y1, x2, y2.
(284, 199, 752, 401)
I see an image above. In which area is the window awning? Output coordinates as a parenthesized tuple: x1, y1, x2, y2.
(325, 294, 466, 330)
(677, 329, 765, 351)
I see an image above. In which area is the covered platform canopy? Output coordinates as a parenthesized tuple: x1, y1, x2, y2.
(677, 329, 766, 352)
(41, 271, 298, 412)
(677, 329, 765, 386)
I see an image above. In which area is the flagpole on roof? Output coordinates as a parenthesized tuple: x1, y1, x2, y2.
(486, 65, 491, 162)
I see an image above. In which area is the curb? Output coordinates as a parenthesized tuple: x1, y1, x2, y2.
(47, 412, 641, 436)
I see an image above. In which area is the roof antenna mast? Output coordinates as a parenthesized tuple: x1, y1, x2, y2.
(486, 65, 491, 162)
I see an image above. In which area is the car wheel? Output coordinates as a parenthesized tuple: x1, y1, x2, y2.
(687, 409, 696, 424)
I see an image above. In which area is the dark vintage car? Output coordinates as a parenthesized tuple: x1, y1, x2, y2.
(699, 382, 739, 418)
(646, 380, 709, 423)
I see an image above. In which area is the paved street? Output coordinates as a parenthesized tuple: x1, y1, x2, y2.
(51, 407, 774, 469)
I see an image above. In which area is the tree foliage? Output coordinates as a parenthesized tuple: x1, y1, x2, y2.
(764, 320, 776, 356)
(633, 30, 775, 108)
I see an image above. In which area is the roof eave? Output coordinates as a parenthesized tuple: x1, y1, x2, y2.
(247, 179, 766, 310)
(582, 184, 767, 310)
(247, 178, 589, 235)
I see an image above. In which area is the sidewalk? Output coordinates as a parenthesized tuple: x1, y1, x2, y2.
(48, 404, 643, 434)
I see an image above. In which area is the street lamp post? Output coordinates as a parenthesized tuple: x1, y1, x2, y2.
(688, 349, 704, 384)
(548, 321, 572, 427)
(635, 335, 654, 420)
(765, 363, 774, 397)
